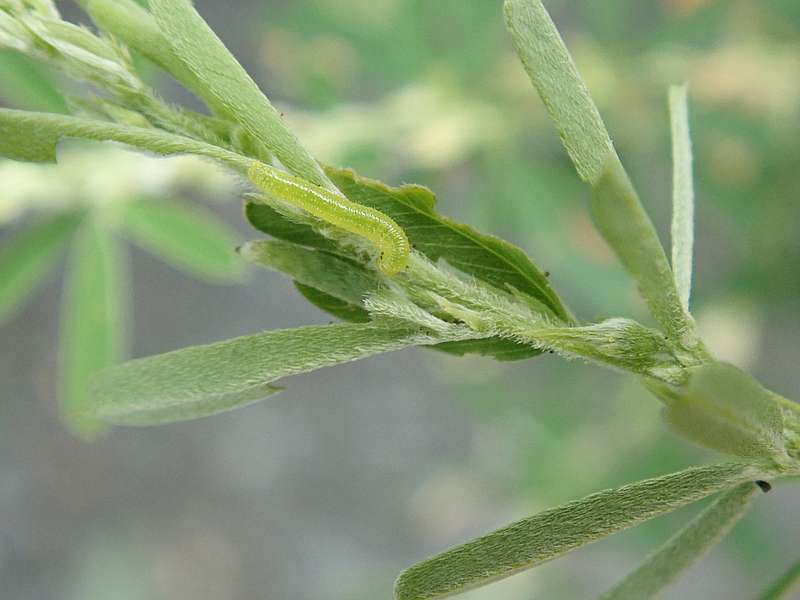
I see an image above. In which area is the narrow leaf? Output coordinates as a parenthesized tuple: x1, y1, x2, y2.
(0, 108, 249, 170)
(599, 482, 759, 600)
(89, 323, 447, 426)
(591, 154, 698, 348)
(77, 0, 225, 115)
(149, 0, 332, 188)
(61, 220, 129, 437)
(504, 0, 614, 184)
(758, 560, 800, 600)
(239, 239, 378, 304)
(121, 198, 244, 283)
(0, 211, 83, 322)
(668, 84, 695, 312)
(504, 0, 698, 350)
(394, 462, 763, 600)
(0, 50, 67, 112)
(662, 362, 787, 461)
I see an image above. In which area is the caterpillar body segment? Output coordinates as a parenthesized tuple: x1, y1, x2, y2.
(247, 161, 410, 276)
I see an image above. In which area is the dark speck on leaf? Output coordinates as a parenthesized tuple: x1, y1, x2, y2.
(755, 480, 772, 493)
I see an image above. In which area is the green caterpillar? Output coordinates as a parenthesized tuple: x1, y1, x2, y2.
(247, 161, 411, 275)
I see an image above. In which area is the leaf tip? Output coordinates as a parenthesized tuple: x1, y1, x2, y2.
(393, 569, 420, 600)
(668, 82, 689, 104)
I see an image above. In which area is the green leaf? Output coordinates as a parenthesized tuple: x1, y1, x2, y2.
(244, 176, 560, 361)
(241, 240, 541, 360)
(77, 0, 226, 115)
(0, 211, 83, 322)
(0, 108, 249, 170)
(149, 0, 332, 188)
(590, 154, 698, 349)
(758, 560, 800, 600)
(239, 239, 378, 304)
(394, 462, 764, 600)
(599, 482, 759, 600)
(662, 362, 787, 461)
(121, 198, 244, 283)
(298, 282, 539, 359)
(328, 167, 570, 322)
(430, 337, 540, 361)
(245, 200, 343, 255)
(504, 0, 614, 184)
(504, 0, 698, 351)
(88, 322, 447, 426)
(61, 220, 129, 438)
(295, 283, 372, 323)
(530, 318, 683, 383)
(0, 50, 67, 113)
(668, 84, 695, 312)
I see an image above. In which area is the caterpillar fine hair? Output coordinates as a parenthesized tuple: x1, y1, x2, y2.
(247, 161, 411, 276)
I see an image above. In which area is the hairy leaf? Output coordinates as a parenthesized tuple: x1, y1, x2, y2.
(0, 211, 83, 322)
(244, 175, 559, 361)
(241, 239, 542, 361)
(591, 154, 697, 349)
(529, 318, 683, 383)
(394, 462, 763, 600)
(77, 0, 223, 115)
(599, 482, 759, 600)
(0, 50, 67, 112)
(121, 198, 244, 283)
(247, 172, 566, 319)
(504, 0, 698, 351)
(89, 323, 451, 426)
(0, 108, 249, 170)
(239, 239, 378, 304)
(668, 84, 695, 312)
(61, 220, 129, 437)
(662, 362, 787, 461)
(329, 167, 569, 321)
(504, 0, 613, 184)
(149, 0, 331, 188)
